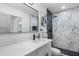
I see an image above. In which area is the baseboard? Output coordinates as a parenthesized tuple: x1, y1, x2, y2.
(53, 46, 79, 56)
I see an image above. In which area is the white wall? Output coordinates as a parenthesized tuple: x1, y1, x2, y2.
(22, 14, 30, 32)
(0, 13, 11, 33)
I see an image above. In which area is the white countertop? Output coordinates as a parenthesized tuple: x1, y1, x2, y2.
(0, 39, 52, 56)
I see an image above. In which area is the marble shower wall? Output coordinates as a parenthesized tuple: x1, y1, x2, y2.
(53, 7, 79, 52)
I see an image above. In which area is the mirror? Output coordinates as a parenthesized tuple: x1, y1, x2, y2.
(10, 15, 22, 33)
(0, 3, 38, 33)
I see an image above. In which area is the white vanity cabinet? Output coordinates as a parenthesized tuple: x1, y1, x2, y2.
(37, 42, 51, 56)
(25, 50, 37, 56)
(26, 42, 51, 56)
(0, 39, 52, 56)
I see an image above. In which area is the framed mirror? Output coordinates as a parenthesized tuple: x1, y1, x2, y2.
(0, 3, 38, 33)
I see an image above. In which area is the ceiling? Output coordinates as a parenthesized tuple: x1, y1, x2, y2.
(42, 3, 79, 13)
(3, 3, 38, 16)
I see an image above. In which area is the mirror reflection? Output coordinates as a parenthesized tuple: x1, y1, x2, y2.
(10, 15, 22, 33)
(0, 3, 38, 33)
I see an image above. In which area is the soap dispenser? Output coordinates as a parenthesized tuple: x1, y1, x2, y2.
(33, 34, 35, 40)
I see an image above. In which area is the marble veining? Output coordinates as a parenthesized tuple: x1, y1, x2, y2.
(53, 8, 79, 52)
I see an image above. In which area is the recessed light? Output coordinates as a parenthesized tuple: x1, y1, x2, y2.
(61, 6, 66, 9)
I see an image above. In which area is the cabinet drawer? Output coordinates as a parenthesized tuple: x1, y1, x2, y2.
(38, 42, 51, 56)
(40, 49, 50, 56)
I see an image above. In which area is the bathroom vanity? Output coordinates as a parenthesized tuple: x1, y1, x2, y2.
(0, 3, 50, 56)
(0, 39, 52, 56)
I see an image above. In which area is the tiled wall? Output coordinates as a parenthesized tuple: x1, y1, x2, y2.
(53, 7, 79, 52)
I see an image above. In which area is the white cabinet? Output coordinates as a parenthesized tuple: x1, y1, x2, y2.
(0, 39, 52, 56)
(26, 42, 51, 56)
(37, 42, 51, 56)
(25, 50, 37, 56)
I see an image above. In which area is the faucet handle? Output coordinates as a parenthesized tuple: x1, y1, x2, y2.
(38, 33, 40, 39)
